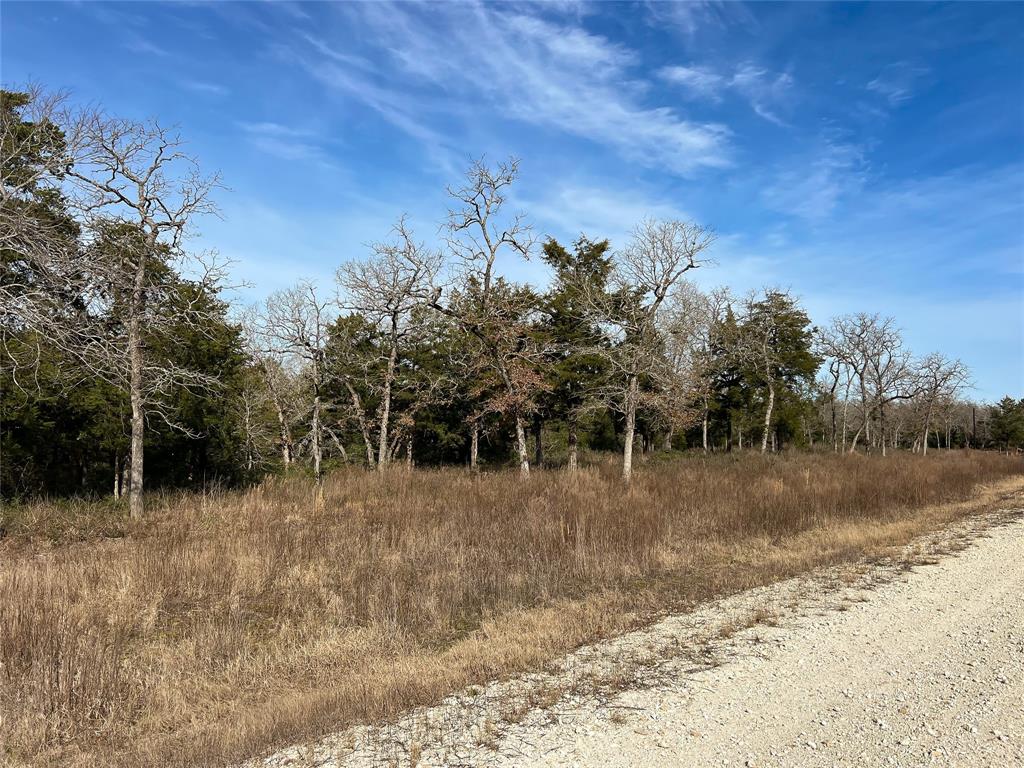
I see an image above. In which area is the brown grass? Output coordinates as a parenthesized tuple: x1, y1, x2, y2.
(1, 451, 1021, 767)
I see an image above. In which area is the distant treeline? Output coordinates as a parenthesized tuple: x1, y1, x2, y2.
(3, 88, 1022, 503)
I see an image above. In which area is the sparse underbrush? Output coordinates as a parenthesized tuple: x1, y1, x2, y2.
(1, 451, 1021, 767)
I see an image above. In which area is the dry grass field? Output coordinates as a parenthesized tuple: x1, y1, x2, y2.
(2, 451, 1022, 767)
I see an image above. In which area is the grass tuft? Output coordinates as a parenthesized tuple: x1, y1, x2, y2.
(1, 451, 1021, 767)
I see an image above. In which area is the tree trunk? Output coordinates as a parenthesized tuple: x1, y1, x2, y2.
(242, 397, 255, 472)
(343, 381, 375, 468)
(567, 421, 578, 473)
(327, 429, 349, 463)
(405, 438, 413, 469)
(831, 394, 838, 453)
(622, 373, 638, 484)
(377, 319, 399, 473)
(879, 400, 888, 457)
(128, 274, 146, 520)
(113, 453, 121, 499)
(841, 380, 850, 452)
(490, 356, 529, 479)
(848, 425, 863, 454)
(277, 406, 292, 466)
(532, 414, 543, 467)
(860, 380, 871, 447)
(702, 401, 709, 454)
(760, 382, 775, 454)
(663, 426, 673, 451)
(514, 414, 530, 478)
(470, 420, 479, 471)
(311, 393, 322, 483)
(921, 402, 933, 457)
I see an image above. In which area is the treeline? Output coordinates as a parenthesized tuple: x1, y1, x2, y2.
(2, 88, 1021, 508)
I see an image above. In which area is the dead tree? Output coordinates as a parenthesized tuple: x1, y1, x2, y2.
(584, 219, 714, 483)
(337, 217, 442, 472)
(860, 318, 920, 456)
(240, 309, 301, 469)
(661, 284, 730, 453)
(256, 282, 334, 484)
(66, 117, 221, 516)
(915, 353, 970, 455)
(2, 89, 221, 518)
(826, 314, 921, 456)
(425, 158, 540, 478)
(816, 324, 860, 453)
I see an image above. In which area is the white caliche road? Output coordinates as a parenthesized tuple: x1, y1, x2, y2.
(508, 516, 1024, 768)
(257, 508, 1024, 768)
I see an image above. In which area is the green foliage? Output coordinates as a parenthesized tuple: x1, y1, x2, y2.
(1, 273, 251, 498)
(535, 236, 611, 440)
(4, 87, 1008, 500)
(145, 283, 251, 487)
(990, 397, 1024, 450)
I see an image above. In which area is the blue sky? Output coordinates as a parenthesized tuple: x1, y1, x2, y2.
(3, 1, 1023, 400)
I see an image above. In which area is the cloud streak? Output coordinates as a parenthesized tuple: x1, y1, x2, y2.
(866, 62, 930, 106)
(238, 122, 334, 166)
(298, 2, 732, 175)
(660, 62, 794, 125)
(762, 140, 868, 221)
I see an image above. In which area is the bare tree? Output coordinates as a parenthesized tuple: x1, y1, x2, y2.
(255, 282, 333, 483)
(1, 87, 89, 321)
(916, 353, 970, 455)
(584, 219, 714, 482)
(816, 323, 861, 453)
(825, 314, 921, 455)
(859, 318, 920, 456)
(240, 309, 301, 468)
(260, 355, 301, 468)
(67, 117, 221, 516)
(229, 365, 277, 474)
(425, 158, 541, 477)
(337, 217, 442, 472)
(2, 89, 222, 517)
(661, 283, 730, 453)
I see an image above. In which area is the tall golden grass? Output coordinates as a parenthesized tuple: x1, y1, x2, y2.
(1, 451, 1021, 767)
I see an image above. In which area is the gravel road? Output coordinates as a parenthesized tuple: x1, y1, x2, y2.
(255, 504, 1024, 768)
(505, 514, 1024, 768)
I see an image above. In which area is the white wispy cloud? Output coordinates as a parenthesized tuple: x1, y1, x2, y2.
(762, 140, 868, 220)
(124, 35, 169, 57)
(238, 121, 334, 166)
(301, 34, 375, 72)
(730, 64, 794, 125)
(660, 62, 794, 124)
(181, 80, 228, 96)
(867, 62, 930, 106)
(757, 162, 1023, 284)
(644, 0, 754, 39)
(298, 2, 731, 175)
(658, 65, 725, 101)
(522, 183, 693, 247)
